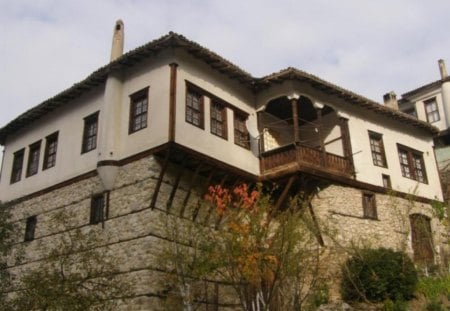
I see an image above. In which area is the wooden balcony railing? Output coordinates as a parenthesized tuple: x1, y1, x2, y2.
(260, 143, 352, 177)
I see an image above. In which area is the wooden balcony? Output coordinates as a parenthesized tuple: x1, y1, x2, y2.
(260, 143, 353, 179)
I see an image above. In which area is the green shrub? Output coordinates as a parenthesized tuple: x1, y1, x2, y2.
(341, 247, 418, 302)
(383, 299, 408, 311)
(418, 275, 450, 300)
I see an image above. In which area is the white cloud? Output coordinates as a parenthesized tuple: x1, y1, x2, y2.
(1, 0, 450, 130)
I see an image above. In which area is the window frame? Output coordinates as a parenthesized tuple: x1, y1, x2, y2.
(26, 141, 41, 177)
(210, 100, 228, 139)
(362, 192, 378, 220)
(409, 214, 434, 263)
(424, 98, 440, 123)
(10, 148, 25, 184)
(81, 111, 99, 154)
(129, 87, 149, 134)
(24, 215, 37, 242)
(234, 112, 250, 149)
(397, 144, 428, 184)
(185, 85, 204, 129)
(382, 174, 391, 189)
(368, 131, 387, 168)
(43, 132, 58, 170)
(90, 194, 104, 225)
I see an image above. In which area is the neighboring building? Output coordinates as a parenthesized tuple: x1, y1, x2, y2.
(395, 60, 450, 200)
(0, 21, 446, 308)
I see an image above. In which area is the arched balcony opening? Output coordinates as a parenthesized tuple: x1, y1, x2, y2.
(258, 95, 354, 179)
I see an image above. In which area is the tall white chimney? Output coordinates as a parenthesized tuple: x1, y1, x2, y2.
(439, 59, 448, 79)
(383, 91, 398, 110)
(110, 20, 124, 62)
(97, 20, 125, 191)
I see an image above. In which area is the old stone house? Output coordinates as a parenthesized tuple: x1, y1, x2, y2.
(0, 21, 447, 308)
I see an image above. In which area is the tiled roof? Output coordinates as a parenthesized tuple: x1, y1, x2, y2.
(401, 76, 450, 99)
(0, 33, 439, 144)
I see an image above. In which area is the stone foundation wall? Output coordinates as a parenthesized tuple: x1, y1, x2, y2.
(5, 154, 448, 309)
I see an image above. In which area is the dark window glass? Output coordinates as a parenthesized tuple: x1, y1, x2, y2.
(43, 132, 58, 170)
(234, 113, 250, 149)
(26, 141, 41, 177)
(424, 99, 440, 123)
(24, 215, 37, 242)
(129, 88, 149, 133)
(398, 145, 427, 183)
(382, 174, 391, 189)
(369, 132, 387, 167)
(210, 101, 227, 139)
(82, 112, 98, 154)
(90, 194, 104, 225)
(186, 88, 204, 128)
(362, 192, 377, 219)
(10, 149, 25, 184)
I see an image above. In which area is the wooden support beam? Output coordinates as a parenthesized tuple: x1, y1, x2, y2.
(308, 202, 325, 246)
(192, 168, 214, 221)
(166, 156, 187, 212)
(150, 149, 171, 209)
(273, 175, 297, 212)
(179, 162, 202, 217)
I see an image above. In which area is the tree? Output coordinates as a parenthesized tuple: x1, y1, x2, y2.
(10, 210, 130, 310)
(158, 214, 218, 311)
(160, 183, 327, 311)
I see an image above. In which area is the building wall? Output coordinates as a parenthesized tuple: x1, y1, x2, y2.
(348, 111, 442, 200)
(6, 153, 447, 309)
(118, 56, 172, 159)
(173, 50, 259, 175)
(405, 89, 447, 131)
(0, 87, 104, 202)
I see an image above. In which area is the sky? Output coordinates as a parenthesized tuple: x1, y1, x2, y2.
(1, 0, 450, 131)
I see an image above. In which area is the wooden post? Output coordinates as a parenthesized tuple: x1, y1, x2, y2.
(290, 97, 300, 144)
(339, 117, 355, 176)
(169, 63, 178, 142)
(316, 108, 326, 167)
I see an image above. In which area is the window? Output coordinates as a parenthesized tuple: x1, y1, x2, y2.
(398, 145, 427, 183)
(410, 214, 434, 264)
(10, 149, 24, 184)
(82, 112, 99, 154)
(43, 132, 58, 170)
(129, 87, 149, 133)
(210, 101, 227, 139)
(382, 174, 391, 188)
(369, 131, 387, 167)
(362, 192, 377, 219)
(90, 194, 104, 225)
(24, 216, 37, 242)
(26, 141, 41, 177)
(186, 87, 204, 128)
(424, 98, 440, 123)
(234, 112, 250, 149)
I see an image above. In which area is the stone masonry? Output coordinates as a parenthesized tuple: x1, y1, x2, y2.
(5, 154, 448, 309)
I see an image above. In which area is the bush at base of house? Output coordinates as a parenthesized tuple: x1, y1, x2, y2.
(341, 247, 418, 302)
